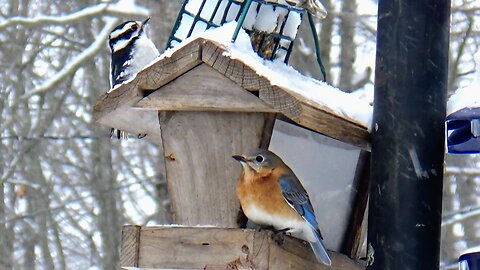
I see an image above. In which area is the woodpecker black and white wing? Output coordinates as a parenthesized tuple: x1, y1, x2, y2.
(108, 19, 160, 88)
(107, 19, 159, 139)
(110, 43, 135, 87)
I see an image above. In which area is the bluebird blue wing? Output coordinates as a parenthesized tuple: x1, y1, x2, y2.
(279, 175, 319, 231)
(279, 174, 331, 266)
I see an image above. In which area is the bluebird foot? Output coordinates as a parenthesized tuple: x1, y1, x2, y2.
(271, 231, 286, 246)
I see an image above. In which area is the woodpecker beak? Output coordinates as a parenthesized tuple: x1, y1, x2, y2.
(232, 155, 248, 163)
(142, 17, 151, 28)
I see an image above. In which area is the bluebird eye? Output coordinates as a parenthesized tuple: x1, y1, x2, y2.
(255, 155, 264, 163)
(132, 24, 138, 31)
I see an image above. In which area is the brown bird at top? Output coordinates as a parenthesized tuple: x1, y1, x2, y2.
(268, 0, 328, 19)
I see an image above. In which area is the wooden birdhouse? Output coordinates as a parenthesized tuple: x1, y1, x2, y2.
(94, 24, 371, 269)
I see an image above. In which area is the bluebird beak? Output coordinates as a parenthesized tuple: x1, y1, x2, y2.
(232, 155, 247, 163)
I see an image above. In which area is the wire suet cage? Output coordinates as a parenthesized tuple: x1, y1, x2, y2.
(167, 0, 326, 80)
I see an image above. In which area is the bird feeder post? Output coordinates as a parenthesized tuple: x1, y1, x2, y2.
(369, 0, 450, 269)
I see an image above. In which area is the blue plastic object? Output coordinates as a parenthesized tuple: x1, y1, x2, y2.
(459, 252, 480, 269)
(446, 107, 480, 154)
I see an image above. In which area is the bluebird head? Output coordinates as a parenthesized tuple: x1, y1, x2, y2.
(109, 18, 151, 52)
(232, 148, 284, 174)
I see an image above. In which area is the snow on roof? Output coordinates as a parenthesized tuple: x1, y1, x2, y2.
(129, 22, 373, 128)
(447, 52, 480, 115)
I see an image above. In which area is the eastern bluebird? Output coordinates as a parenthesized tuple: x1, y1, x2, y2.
(233, 149, 332, 266)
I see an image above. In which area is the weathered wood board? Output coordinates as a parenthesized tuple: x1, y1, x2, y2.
(199, 40, 370, 150)
(159, 111, 272, 227)
(120, 226, 366, 270)
(135, 64, 276, 113)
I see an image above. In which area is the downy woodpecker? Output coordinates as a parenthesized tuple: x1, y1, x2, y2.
(108, 18, 159, 139)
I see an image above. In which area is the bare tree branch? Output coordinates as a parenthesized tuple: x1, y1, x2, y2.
(0, 2, 148, 30)
(21, 19, 118, 99)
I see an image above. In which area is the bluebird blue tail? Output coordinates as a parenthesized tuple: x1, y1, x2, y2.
(280, 174, 332, 266)
(311, 229, 332, 266)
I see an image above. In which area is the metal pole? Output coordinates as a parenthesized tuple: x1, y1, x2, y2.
(368, 0, 450, 269)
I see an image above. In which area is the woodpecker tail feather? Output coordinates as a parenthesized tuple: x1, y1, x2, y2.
(110, 128, 128, 140)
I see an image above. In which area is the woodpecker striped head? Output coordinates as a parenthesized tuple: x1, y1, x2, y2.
(109, 18, 149, 53)
(108, 18, 159, 88)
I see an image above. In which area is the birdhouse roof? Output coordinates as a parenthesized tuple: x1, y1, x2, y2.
(94, 23, 371, 149)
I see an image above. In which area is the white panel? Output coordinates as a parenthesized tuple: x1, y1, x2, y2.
(269, 119, 361, 251)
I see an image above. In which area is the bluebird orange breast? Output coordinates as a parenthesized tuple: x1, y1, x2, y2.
(236, 168, 304, 230)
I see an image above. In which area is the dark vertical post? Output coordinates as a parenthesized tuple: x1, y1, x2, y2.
(368, 1, 450, 269)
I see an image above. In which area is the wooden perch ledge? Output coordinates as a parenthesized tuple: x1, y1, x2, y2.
(120, 225, 365, 270)
(93, 37, 370, 149)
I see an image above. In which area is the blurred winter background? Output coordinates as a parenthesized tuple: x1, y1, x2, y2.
(0, 0, 478, 269)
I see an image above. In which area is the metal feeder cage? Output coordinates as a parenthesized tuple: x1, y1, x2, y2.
(166, 0, 326, 80)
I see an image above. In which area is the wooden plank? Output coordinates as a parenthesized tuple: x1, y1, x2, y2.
(264, 232, 363, 270)
(94, 37, 370, 149)
(134, 64, 277, 113)
(138, 227, 255, 269)
(252, 231, 270, 269)
(120, 225, 141, 267)
(202, 42, 223, 68)
(260, 84, 302, 118)
(268, 235, 365, 270)
(342, 151, 370, 259)
(297, 103, 370, 150)
(131, 226, 365, 269)
(136, 39, 203, 91)
(200, 40, 370, 150)
(97, 109, 162, 145)
(159, 111, 270, 227)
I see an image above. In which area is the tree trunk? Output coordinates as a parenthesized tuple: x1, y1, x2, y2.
(85, 27, 122, 268)
(319, 0, 333, 81)
(0, 183, 14, 270)
(90, 137, 122, 270)
(338, 0, 356, 92)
